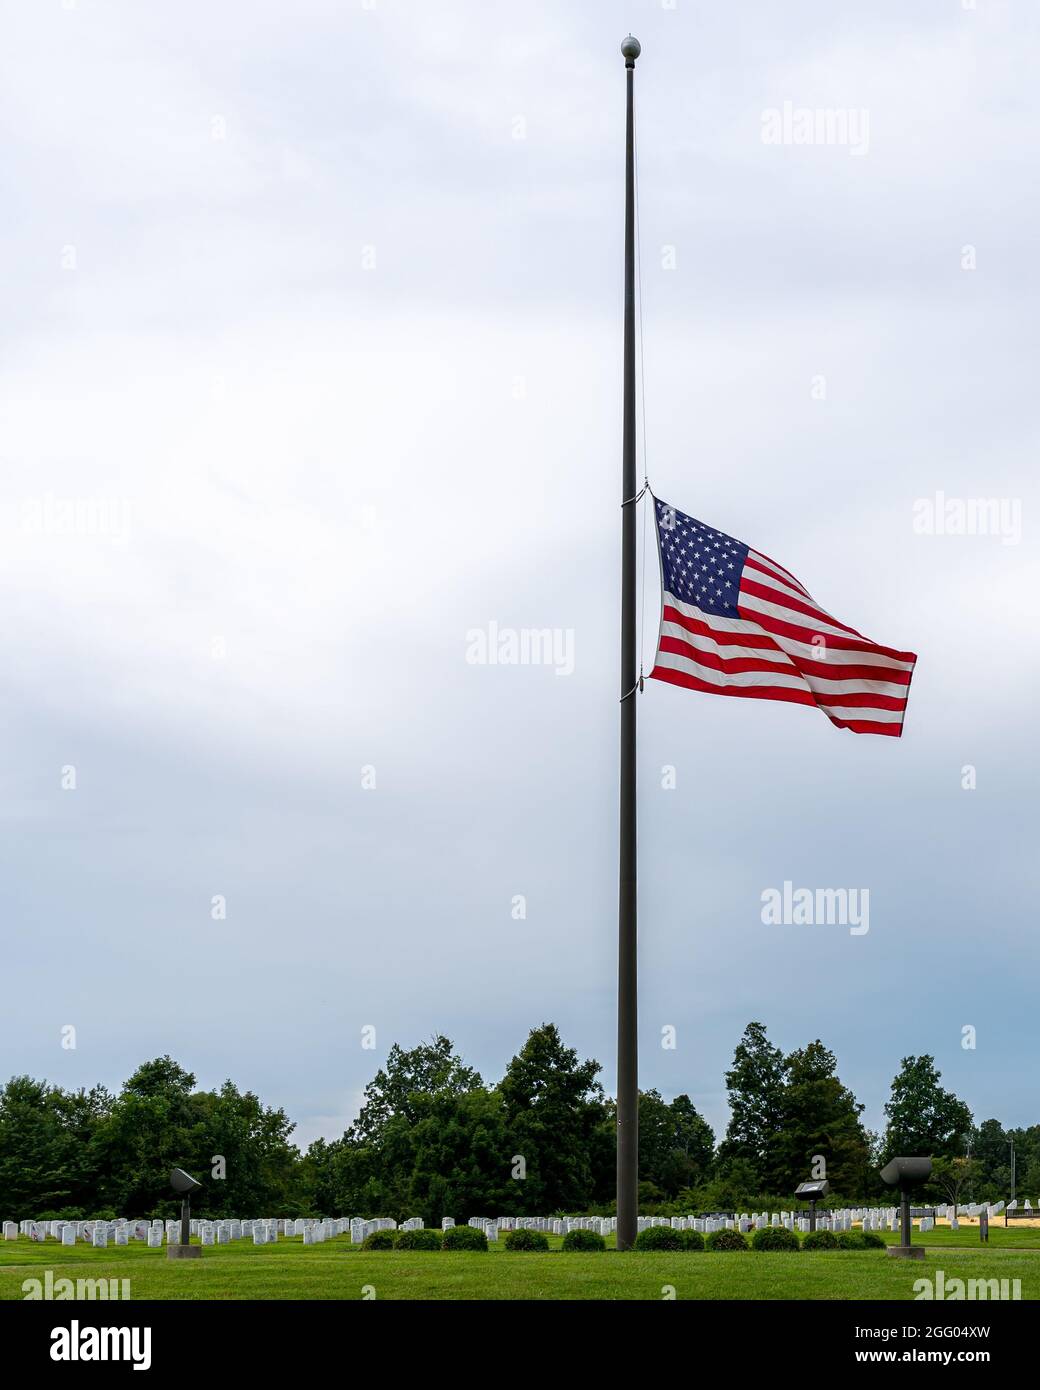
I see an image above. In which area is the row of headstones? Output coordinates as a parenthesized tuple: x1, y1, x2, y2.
(2, 1217, 381, 1247)
(8, 1199, 1028, 1250)
(721, 1212, 858, 1234)
(744, 1211, 857, 1233)
(211, 1217, 404, 1246)
(461, 1213, 855, 1237)
(6, 1219, 173, 1247)
(846, 1209, 937, 1233)
(5, 1215, 422, 1249)
(656, 1211, 863, 1234)
(462, 1217, 613, 1240)
(0, 1211, 890, 1246)
(464, 1216, 591, 1232)
(859, 1209, 909, 1233)
(465, 1216, 617, 1238)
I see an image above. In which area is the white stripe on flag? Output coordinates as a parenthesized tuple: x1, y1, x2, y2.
(653, 650, 811, 692)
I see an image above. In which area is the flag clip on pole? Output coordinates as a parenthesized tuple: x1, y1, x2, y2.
(617, 32, 641, 1253)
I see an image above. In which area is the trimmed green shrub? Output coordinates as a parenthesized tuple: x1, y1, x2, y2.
(634, 1225, 684, 1252)
(504, 1228, 550, 1251)
(802, 1229, 839, 1251)
(394, 1228, 442, 1251)
(835, 1230, 884, 1250)
(834, 1231, 865, 1250)
(360, 1230, 395, 1250)
(561, 1229, 606, 1252)
(441, 1224, 488, 1251)
(678, 1229, 705, 1251)
(706, 1228, 749, 1252)
(751, 1225, 799, 1252)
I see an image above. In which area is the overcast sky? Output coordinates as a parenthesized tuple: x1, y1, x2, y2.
(1, 0, 1037, 1156)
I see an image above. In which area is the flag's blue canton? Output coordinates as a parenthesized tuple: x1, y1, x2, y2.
(655, 499, 749, 619)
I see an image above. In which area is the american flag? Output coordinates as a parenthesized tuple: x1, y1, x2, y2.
(649, 498, 917, 736)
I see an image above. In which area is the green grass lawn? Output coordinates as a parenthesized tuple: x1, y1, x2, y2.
(2, 1231, 1038, 1300)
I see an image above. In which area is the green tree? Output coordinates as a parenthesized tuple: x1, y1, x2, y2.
(299, 1137, 338, 1214)
(969, 1118, 1008, 1200)
(1005, 1125, 1040, 1203)
(638, 1090, 715, 1197)
(498, 1023, 605, 1213)
(317, 1035, 486, 1218)
(1020, 1155, 1040, 1201)
(930, 1155, 980, 1209)
(718, 1021, 786, 1187)
(776, 1041, 870, 1194)
(191, 1081, 301, 1216)
(351, 1036, 482, 1145)
(406, 1086, 513, 1224)
(701, 1156, 762, 1210)
(0, 1078, 111, 1215)
(93, 1057, 203, 1214)
(881, 1056, 972, 1163)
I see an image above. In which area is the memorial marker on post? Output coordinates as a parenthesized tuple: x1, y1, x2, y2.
(167, 1168, 204, 1260)
(795, 1178, 830, 1234)
(880, 1156, 932, 1260)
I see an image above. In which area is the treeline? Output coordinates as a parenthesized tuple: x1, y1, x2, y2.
(1, 1024, 1036, 1222)
(0, 1057, 299, 1220)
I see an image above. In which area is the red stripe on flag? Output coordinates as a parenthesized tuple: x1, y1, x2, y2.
(750, 547, 813, 598)
(827, 716, 905, 737)
(816, 691, 908, 712)
(662, 604, 780, 650)
(790, 659, 913, 686)
(740, 606, 917, 664)
(740, 577, 865, 638)
(657, 635, 798, 679)
(743, 554, 810, 599)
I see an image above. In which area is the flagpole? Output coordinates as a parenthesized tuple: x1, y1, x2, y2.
(616, 32, 641, 1253)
